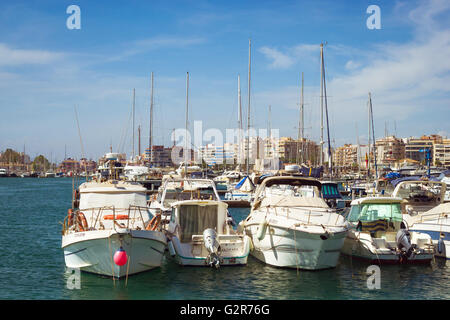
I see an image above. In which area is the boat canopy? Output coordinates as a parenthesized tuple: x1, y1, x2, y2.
(320, 183, 342, 200)
(384, 172, 401, 180)
(80, 191, 147, 210)
(390, 176, 422, 187)
(299, 165, 323, 178)
(235, 176, 255, 192)
(258, 194, 329, 209)
(171, 201, 227, 242)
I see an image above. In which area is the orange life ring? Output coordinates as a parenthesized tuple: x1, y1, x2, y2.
(103, 214, 129, 220)
(67, 209, 75, 227)
(76, 211, 88, 232)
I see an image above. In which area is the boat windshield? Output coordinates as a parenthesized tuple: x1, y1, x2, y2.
(179, 205, 218, 242)
(80, 192, 147, 210)
(394, 182, 443, 202)
(347, 202, 403, 223)
(163, 190, 215, 207)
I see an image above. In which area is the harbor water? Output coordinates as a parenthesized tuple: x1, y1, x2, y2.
(0, 178, 449, 300)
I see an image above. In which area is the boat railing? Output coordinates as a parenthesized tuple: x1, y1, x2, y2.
(416, 212, 449, 225)
(62, 205, 152, 235)
(267, 206, 345, 228)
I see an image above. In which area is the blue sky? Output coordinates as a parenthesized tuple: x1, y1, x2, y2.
(0, 0, 449, 162)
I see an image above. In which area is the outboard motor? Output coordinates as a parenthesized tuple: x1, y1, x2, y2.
(203, 228, 221, 268)
(396, 222, 416, 262)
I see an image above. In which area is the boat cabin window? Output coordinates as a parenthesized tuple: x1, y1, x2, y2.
(178, 205, 218, 243)
(348, 203, 403, 223)
(164, 191, 215, 207)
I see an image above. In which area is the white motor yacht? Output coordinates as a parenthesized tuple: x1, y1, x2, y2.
(240, 176, 348, 270)
(61, 179, 167, 278)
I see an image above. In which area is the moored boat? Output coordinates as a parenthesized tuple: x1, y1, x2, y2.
(342, 197, 434, 264)
(61, 179, 167, 278)
(164, 178, 250, 267)
(241, 176, 348, 270)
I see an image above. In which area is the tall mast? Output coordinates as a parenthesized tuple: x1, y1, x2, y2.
(185, 72, 189, 172)
(246, 38, 251, 175)
(238, 74, 243, 168)
(367, 93, 371, 179)
(297, 72, 304, 164)
(320, 43, 324, 166)
(149, 72, 154, 167)
(369, 92, 378, 179)
(356, 122, 361, 175)
(322, 46, 332, 177)
(138, 125, 141, 160)
(268, 105, 272, 160)
(132, 88, 136, 160)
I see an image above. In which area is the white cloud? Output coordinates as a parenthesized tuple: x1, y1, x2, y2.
(345, 60, 361, 70)
(108, 36, 206, 61)
(259, 46, 295, 69)
(256, 0, 450, 144)
(0, 43, 64, 66)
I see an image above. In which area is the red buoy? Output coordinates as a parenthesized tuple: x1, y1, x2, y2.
(113, 247, 128, 266)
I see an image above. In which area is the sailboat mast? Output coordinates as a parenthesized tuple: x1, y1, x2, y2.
(367, 93, 371, 179)
(149, 72, 154, 167)
(356, 122, 361, 176)
(322, 47, 332, 177)
(297, 72, 304, 164)
(238, 74, 242, 168)
(268, 105, 272, 160)
(138, 125, 141, 160)
(132, 88, 136, 160)
(320, 43, 324, 166)
(369, 92, 378, 179)
(246, 39, 251, 175)
(185, 72, 189, 172)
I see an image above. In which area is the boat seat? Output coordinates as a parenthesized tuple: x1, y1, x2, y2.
(373, 238, 387, 249)
(384, 232, 397, 242)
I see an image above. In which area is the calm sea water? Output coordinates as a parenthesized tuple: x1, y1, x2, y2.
(0, 177, 449, 300)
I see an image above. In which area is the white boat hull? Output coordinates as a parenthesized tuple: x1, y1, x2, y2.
(341, 231, 434, 264)
(167, 235, 251, 267)
(246, 224, 347, 270)
(62, 229, 167, 278)
(410, 223, 450, 260)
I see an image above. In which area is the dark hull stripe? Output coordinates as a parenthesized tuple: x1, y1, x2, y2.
(64, 247, 87, 256)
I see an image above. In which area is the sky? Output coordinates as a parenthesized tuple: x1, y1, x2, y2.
(0, 0, 449, 162)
